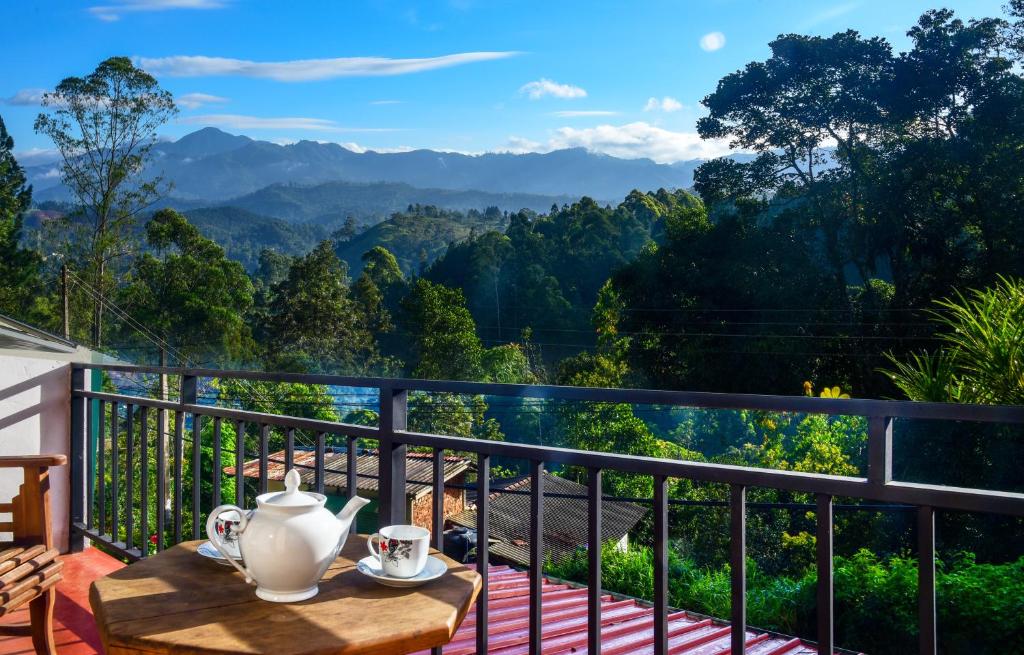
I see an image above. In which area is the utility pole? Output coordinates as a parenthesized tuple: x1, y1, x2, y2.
(61, 263, 70, 340)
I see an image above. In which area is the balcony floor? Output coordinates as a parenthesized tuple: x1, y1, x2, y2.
(0, 548, 124, 655)
(0, 550, 822, 655)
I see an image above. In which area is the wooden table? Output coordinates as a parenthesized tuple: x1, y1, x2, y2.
(89, 536, 481, 655)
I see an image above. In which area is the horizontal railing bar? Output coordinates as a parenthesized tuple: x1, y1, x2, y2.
(72, 363, 1024, 424)
(73, 390, 380, 439)
(395, 430, 1024, 516)
(71, 523, 144, 561)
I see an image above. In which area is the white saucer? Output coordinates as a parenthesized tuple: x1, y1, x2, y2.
(197, 540, 242, 566)
(356, 555, 447, 588)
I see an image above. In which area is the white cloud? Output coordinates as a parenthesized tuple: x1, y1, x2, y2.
(89, 0, 225, 21)
(519, 78, 587, 100)
(699, 32, 726, 52)
(502, 136, 544, 154)
(338, 142, 416, 154)
(643, 96, 683, 113)
(176, 92, 228, 109)
(136, 52, 519, 82)
(508, 121, 734, 163)
(800, 3, 861, 29)
(550, 110, 618, 118)
(15, 148, 61, 166)
(3, 88, 49, 106)
(178, 114, 398, 133)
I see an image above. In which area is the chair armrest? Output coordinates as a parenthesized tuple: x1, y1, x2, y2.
(0, 455, 67, 468)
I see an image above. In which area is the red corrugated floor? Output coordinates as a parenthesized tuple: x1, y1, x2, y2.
(411, 565, 821, 655)
(0, 548, 124, 655)
(0, 552, 821, 655)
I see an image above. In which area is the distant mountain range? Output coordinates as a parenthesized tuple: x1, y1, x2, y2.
(27, 127, 729, 206)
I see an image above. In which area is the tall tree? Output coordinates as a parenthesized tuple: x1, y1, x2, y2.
(0, 114, 48, 323)
(35, 57, 176, 347)
(262, 241, 378, 374)
(118, 209, 254, 366)
(401, 279, 484, 381)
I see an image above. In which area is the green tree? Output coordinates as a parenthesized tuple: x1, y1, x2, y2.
(401, 279, 484, 381)
(118, 209, 254, 366)
(35, 57, 176, 347)
(263, 241, 378, 374)
(0, 114, 49, 324)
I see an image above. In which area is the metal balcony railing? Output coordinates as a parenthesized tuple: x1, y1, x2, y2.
(67, 363, 1024, 655)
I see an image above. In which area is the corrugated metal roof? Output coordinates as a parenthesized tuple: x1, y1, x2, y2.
(224, 450, 470, 499)
(447, 472, 648, 567)
(409, 566, 825, 655)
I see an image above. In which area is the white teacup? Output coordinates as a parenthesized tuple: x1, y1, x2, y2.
(367, 525, 430, 578)
(211, 509, 243, 558)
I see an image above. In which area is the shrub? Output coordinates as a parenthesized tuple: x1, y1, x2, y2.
(546, 543, 1024, 655)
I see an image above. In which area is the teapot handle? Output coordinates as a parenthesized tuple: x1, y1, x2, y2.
(206, 504, 253, 584)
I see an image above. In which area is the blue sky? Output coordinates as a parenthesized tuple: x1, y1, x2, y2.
(1, 0, 1009, 164)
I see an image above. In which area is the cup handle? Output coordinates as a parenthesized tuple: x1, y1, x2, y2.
(206, 504, 253, 584)
(367, 532, 383, 561)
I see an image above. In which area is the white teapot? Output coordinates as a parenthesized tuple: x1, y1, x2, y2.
(206, 468, 370, 602)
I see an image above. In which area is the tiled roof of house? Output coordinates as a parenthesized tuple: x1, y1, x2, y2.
(408, 565, 826, 655)
(448, 471, 648, 567)
(224, 449, 470, 499)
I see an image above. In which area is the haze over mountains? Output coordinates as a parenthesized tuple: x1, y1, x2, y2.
(27, 127, 722, 214)
(23, 127, 749, 273)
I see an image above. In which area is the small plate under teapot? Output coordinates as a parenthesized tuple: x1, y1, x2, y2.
(356, 555, 447, 588)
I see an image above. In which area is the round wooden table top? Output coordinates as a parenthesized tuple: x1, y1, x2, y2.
(89, 535, 481, 655)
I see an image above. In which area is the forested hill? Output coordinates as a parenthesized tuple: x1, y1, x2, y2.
(335, 205, 509, 276)
(220, 179, 576, 224)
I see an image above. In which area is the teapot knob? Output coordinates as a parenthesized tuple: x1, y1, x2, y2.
(284, 469, 301, 493)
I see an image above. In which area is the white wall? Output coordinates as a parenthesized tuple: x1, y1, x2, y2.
(0, 352, 83, 552)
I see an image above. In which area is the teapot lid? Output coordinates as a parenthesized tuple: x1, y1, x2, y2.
(260, 469, 322, 508)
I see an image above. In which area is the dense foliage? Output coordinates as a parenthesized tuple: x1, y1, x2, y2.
(547, 544, 1024, 655)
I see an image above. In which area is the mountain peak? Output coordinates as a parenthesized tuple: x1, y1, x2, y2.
(166, 127, 253, 159)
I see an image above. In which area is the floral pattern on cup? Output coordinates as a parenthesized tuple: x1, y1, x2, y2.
(381, 539, 413, 564)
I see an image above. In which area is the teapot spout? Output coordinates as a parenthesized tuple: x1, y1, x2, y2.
(336, 495, 371, 526)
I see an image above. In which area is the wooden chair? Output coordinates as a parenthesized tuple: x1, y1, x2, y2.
(0, 455, 67, 655)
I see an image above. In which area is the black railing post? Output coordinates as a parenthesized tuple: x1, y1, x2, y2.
(868, 416, 893, 485)
(125, 404, 135, 551)
(285, 428, 295, 472)
(315, 431, 326, 494)
(139, 407, 149, 556)
(476, 452, 490, 655)
(918, 506, 937, 655)
(176, 374, 197, 545)
(111, 402, 120, 545)
(529, 460, 544, 655)
(347, 435, 358, 535)
(378, 386, 408, 526)
(193, 414, 204, 539)
(235, 421, 245, 507)
(212, 418, 222, 508)
(69, 367, 87, 552)
(653, 475, 669, 655)
(731, 484, 747, 655)
(259, 423, 270, 495)
(587, 467, 602, 655)
(816, 494, 834, 655)
(155, 405, 165, 551)
(432, 449, 445, 550)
